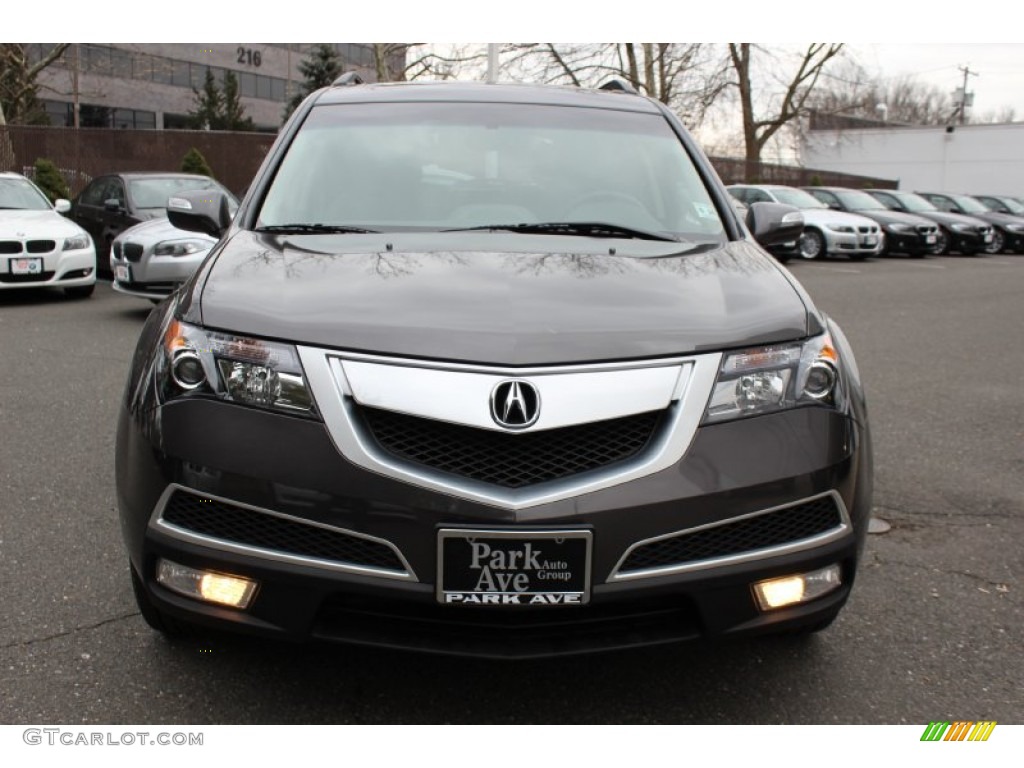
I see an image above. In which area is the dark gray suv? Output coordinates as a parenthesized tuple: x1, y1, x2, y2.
(116, 79, 872, 658)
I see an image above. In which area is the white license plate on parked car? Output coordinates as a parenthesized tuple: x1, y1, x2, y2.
(10, 257, 43, 275)
(984, 234, 993, 243)
(926, 235, 937, 244)
(115, 264, 131, 283)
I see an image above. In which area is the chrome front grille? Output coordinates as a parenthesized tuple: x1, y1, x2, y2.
(360, 407, 664, 489)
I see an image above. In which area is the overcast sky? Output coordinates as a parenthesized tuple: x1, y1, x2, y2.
(854, 44, 1024, 119)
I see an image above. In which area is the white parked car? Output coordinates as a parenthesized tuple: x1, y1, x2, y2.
(110, 218, 218, 302)
(0, 172, 96, 298)
(728, 184, 884, 261)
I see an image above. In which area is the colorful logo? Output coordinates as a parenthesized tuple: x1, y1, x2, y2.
(920, 721, 997, 742)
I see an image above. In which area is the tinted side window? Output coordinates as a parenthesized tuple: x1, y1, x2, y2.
(103, 178, 126, 206)
(747, 189, 772, 204)
(871, 192, 897, 209)
(810, 190, 836, 207)
(926, 195, 955, 212)
(79, 178, 108, 206)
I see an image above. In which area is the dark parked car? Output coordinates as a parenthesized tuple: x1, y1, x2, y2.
(70, 173, 236, 276)
(801, 187, 939, 258)
(917, 191, 1024, 254)
(864, 189, 993, 256)
(117, 79, 872, 658)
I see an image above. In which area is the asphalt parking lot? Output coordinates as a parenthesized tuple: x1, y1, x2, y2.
(1, 253, 1021, 724)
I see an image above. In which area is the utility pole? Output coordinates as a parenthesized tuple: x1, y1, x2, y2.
(955, 64, 979, 125)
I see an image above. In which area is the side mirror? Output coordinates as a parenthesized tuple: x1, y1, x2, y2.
(167, 190, 231, 239)
(103, 198, 123, 212)
(747, 202, 804, 247)
(54, 199, 71, 214)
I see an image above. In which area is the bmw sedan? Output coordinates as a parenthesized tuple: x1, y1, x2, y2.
(0, 172, 96, 298)
(117, 79, 873, 658)
(70, 172, 236, 277)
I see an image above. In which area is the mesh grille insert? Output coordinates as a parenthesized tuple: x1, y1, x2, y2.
(620, 495, 844, 573)
(360, 407, 663, 489)
(161, 491, 405, 572)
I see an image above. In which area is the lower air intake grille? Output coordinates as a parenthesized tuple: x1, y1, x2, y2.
(161, 491, 405, 572)
(360, 408, 663, 489)
(619, 495, 844, 573)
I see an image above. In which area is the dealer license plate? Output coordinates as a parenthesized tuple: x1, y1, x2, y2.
(984, 234, 993, 243)
(10, 257, 43, 275)
(926, 235, 937, 244)
(437, 529, 591, 606)
(115, 264, 131, 283)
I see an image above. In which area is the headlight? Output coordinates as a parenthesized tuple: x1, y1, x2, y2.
(825, 224, 854, 233)
(950, 223, 970, 232)
(885, 223, 911, 232)
(159, 319, 316, 416)
(62, 234, 90, 251)
(703, 333, 843, 424)
(153, 239, 209, 257)
(1005, 224, 1024, 233)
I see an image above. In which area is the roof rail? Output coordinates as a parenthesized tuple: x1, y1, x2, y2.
(332, 72, 365, 87)
(598, 78, 638, 95)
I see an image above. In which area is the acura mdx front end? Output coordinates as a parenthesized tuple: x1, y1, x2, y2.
(116, 80, 872, 658)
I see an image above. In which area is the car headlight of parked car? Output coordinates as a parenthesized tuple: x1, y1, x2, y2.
(703, 333, 843, 424)
(159, 319, 316, 416)
(825, 224, 854, 233)
(1004, 223, 1024, 233)
(885, 223, 912, 232)
(153, 239, 209, 257)
(950, 223, 971, 232)
(62, 234, 91, 251)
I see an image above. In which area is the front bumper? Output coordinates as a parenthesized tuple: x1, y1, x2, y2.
(110, 248, 207, 299)
(0, 248, 96, 290)
(822, 229, 883, 257)
(118, 394, 871, 657)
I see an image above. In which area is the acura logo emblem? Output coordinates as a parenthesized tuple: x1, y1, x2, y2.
(490, 380, 540, 429)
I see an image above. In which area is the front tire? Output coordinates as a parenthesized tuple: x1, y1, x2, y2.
(986, 229, 1005, 254)
(799, 228, 826, 260)
(933, 229, 950, 255)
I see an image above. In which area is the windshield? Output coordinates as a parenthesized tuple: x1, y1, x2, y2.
(951, 195, 989, 214)
(991, 197, 1024, 214)
(771, 188, 826, 209)
(836, 190, 885, 211)
(258, 102, 725, 241)
(889, 192, 938, 213)
(130, 177, 238, 212)
(0, 178, 53, 211)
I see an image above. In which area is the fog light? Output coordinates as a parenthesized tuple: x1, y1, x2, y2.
(156, 559, 257, 609)
(753, 564, 841, 611)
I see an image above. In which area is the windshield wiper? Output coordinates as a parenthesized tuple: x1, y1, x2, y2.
(256, 223, 379, 234)
(444, 221, 680, 242)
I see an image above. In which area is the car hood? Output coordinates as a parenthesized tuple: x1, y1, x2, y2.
(799, 209, 878, 228)
(191, 232, 812, 366)
(117, 217, 215, 244)
(0, 209, 86, 238)
(965, 210, 1024, 228)
(849, 209, 935, 227)
(909, 210, 990, 229)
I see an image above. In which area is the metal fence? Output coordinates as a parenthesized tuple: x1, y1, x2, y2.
(0, 125, 898, 199)
(709, 156, 897, 189)
(0, 126, 277, 197)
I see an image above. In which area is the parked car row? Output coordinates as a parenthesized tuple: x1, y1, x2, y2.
(728, 183, 1024, 261)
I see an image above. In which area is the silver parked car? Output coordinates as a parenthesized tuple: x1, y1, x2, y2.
(110, 192, 238, 301)
(728, 184, 883, 260)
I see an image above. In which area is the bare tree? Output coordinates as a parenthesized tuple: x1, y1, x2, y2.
(372, 44, 489, 83)
(726, 43, 844, 177)
(0, 43, 70, 126)
(500, 44, 727, 125)
(811, 61, 955, 126)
